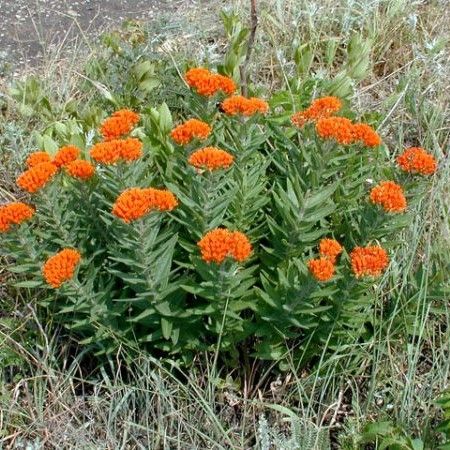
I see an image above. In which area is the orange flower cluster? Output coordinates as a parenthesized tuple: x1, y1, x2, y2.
(26, 151, 51, 168)
(119, 138, 143, 161)
(185, 68, 236, 96)
(145, 188, 178, 211)
(90, 141, 120, 164)
(307, 257, 335, 282)
(397, 147, 437, 175)
(197, 228, 252, 264)
(22, 148, 97, 187)
(352, 123, 382, 147)
(112, 187, 178, 222)
(220, 95, 269, 116)
(112, 188, 151, 222)
(308, 237, 342, 281)
(369, 181, 407, 213)
(350, 245, 389, 278)
(65, 160, 95, 180)
(188, 147, 234, 171)
(319, 238, 343, 263)
(316, 117, 355, 145)
(0, 202, 35, 233)
(100, 109, 140, 140)
(171, 119, 212, 145)
(90, 138, 143, 164)
(42, 248, 81, 288)
(291, 96, 342, 127)
(17, 162, 58, 193)
(316, 118, 381, 147)
(53, 145, 81, 168)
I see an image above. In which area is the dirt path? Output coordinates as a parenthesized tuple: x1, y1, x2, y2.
(0, 0, 179, 73)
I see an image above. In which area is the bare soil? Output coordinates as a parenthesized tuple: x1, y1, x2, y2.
(0, 0, 186, 73)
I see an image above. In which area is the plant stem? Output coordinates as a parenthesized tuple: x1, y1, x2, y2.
(211, 264, 233, 375)
(240, 0, 258, 97)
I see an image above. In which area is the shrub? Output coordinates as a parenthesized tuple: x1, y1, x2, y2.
(0, 64, 438, 367)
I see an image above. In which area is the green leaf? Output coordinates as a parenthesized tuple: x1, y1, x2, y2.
(133, 60, 153, 80)
(91, 80, 117, 105)
(410, 439, 424, 450)
(139, 78, 160, 92)
(13, 280, 43, 288)
(153, 233, 178, 285)
(362, 421, 396, 439)
(43, 135, 59, 155)
(8, 265, 37, 274)
(304, 183, 337, 210)
(161, 317, 172, 340)
(171, 327, 180, 345)
(304, 202, 336, 223)
(158, 103, 173, 133)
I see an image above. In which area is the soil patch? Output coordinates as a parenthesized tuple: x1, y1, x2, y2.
(0, 0, 180, 73)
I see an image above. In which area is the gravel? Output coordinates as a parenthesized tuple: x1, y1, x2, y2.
(0, 0, 179, 73)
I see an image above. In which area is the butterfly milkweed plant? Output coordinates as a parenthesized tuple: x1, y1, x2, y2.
(1, 64, 438, 367)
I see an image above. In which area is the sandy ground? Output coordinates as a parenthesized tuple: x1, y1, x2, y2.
(0, 0, 181, 73)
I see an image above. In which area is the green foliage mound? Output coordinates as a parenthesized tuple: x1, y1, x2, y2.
(0, 18, 439, 370)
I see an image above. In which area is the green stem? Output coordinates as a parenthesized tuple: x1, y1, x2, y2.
(17, 224, 39, 261)
(211, 268, 232, 379)
(79, 183, 109, 242)
(136, 216, 159, 300)
(39, 190, 73, 246)
(68, 278, 90, 303)
(200, 171, 215, 232)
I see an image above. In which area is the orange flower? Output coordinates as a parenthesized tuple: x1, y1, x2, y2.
(369, 181, 407, 213)
(4, 203, 35, 225)
(215, 74, 236, 96)
(171, 119, 212, 145)
(396, 147, 437, 175)
(220, 96, 248, 115)
(291, 113, 309, 128)
(185, 68, 216, 96)
(250, 97, 270, 114)
(90, 141, 121, 164)
(185, 68, 210, 90)
(319, 238, 343, 263)
(26, 151, 51, 168)
(198, 228, 252, 264)
(0, 202, 35, 233)
(352, 123, 382, 147)
(43, 248, 81, 288)
(17, 162, 58, 193)
(220, 95, 269, 116)
(308, 257, 335, 282)
(112, 188, 150, 222)
(90, 138, 143, 163)
(185, 68, 236, 96)
(228, 231, 252, 262)
(291, 96, 342, 127)
(53, 145, 81, 168)
(100, 109, 140, 140)
(144, 188, 179, 211)
(112, 187, 178, 222)
(198, 228, 231, 264)
(350, 245, 389, 278)
(188, 147, 234, 171)
(118, 138, 143, 161)
(316, 117, 381, 147)
(0, 210, 9, 233)
(65, 160, 95, 180)
(316, 117, 355, 145)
